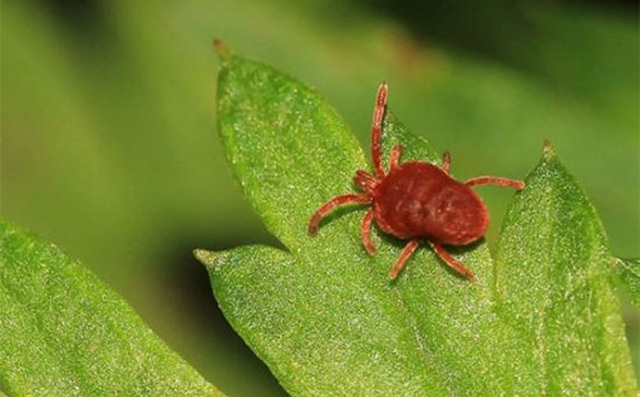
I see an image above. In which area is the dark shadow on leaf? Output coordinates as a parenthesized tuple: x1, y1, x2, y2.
(156, 228, 287, 397)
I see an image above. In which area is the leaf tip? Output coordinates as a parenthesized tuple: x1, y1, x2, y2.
(193, 248, 220, 271)
(542, 139, 556, 160)
(212, 38, 233, 63)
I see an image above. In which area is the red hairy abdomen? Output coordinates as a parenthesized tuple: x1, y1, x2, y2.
(372, 161, 488, 245)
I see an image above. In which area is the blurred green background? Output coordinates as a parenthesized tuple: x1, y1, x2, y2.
(2, 0, 638, 395)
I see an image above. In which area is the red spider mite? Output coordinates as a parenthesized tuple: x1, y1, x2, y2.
(308, 83, 525, 282)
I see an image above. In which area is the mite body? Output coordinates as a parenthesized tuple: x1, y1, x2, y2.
(372, 161, 488, 245)
(308, 83, 524, 281)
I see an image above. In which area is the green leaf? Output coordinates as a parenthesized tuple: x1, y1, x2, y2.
(0, 219, 222, 396)
(209, 50, 525, 394)
(615, 257, 640, 309)
(201, 48, 637, 395)
(494, 144, 637, 394)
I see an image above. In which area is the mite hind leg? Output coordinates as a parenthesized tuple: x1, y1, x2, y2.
(389, 239, 420, 279)
(308, 194, 371, 235)
(430, 243, 476, 282)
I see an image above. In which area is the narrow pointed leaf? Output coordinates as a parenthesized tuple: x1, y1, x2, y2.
(0, 219, 222, 396)
(494, 145, 637, 395)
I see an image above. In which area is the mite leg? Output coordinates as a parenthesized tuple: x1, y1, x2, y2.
(308, 194, 371, 235)
(371, 83, 389, 178)
(361, 209, 376, 255)
(388, 145, 403, 171)
(389, 239, 420, 280)
(354, 170, 377, 193)
(465, 176, 525, 190)
(441, 151, 451, 175)
(430, 243, 476, 282)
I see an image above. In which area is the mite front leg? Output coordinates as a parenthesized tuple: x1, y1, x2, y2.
(465, 176, 525, 190)
(430, 243, 476, 282)
(441, 151, 451, 175)
(371, 83, 389, 178)
(389, 239, 420, 279)
(308, 194, 371, 235)
(360, 209, 376, 255)
(388, 145, 403, 172)
(354, 170, 377, 193)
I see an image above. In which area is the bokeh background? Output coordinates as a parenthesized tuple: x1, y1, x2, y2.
(2, 0, 638, 395)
